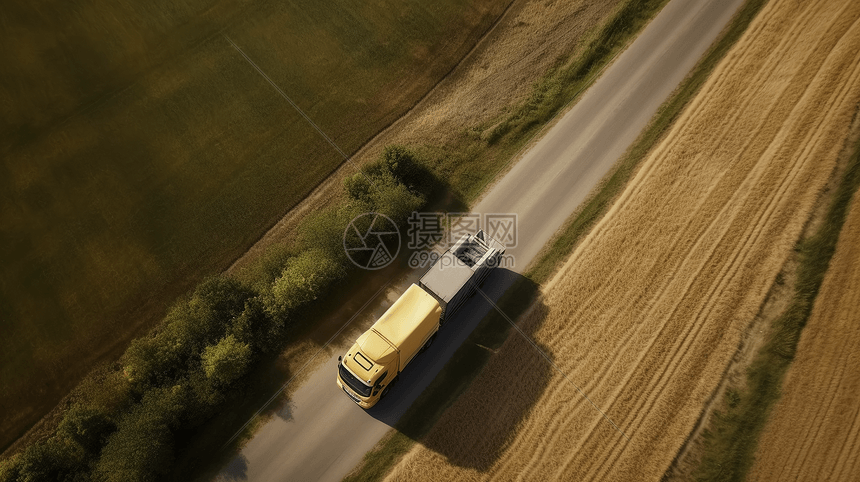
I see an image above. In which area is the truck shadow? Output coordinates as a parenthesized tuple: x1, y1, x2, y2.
(367, 268, 555, 471)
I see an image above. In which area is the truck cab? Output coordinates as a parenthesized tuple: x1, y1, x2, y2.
(337, 330, 398, 408)
(337, 284, 442, 408)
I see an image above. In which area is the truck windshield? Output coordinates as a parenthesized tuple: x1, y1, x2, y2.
(339, 363, 372, 397)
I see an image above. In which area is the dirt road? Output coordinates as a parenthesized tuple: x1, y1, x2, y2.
(749, 176, 860, 481)
(216, 0, 748, 480)
(384, 0, 860, 480)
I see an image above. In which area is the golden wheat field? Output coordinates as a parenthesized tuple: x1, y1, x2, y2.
(748, 190, 860, 480)
(383, 0, 860, 480)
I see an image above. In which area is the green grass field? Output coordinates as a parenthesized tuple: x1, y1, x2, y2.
(0, 0, 509, 449)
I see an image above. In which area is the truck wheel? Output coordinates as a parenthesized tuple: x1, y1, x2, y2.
(381, 376, 398, 399)
(421, 333, 437, 353)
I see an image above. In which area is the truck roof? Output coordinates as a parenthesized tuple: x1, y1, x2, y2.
(420, 230, 505, 303)
(419, 252, 474, 303)
(344, 283, 441, 384)
(371, 283, 441, 348)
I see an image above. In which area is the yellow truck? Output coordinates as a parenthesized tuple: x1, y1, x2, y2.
(337, 230, 506, 408)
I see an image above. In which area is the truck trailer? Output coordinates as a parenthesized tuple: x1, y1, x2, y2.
(337, 230, 506, 408)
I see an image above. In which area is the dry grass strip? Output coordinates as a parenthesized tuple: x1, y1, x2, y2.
(749, 171, 860, 481)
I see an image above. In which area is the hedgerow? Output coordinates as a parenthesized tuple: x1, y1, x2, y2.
(0, 145, 432, 482)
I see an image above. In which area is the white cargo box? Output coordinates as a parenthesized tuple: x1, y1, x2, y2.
(418, 230, 505, 322)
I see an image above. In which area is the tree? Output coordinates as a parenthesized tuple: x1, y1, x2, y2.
(201, 335, 252, 388)
(368, 174, 425, 226)
(57, 404, 116, 456)
(229, 296, 278, 352)
(122, 276, 255, 390)
(94, 385, 186, 482)
(13, 438, 80, 482)
(297, 201, 368, 259)
(190, 276, 255, 325)
(0, 454, 23, 482)
(344, 171, 374, 204)
(263, 248, 346, 323)
(342, 146, 428, 226)
(380, 144, 432, 194)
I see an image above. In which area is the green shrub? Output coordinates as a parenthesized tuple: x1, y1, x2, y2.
(201, 335, 252, 388)
(190, 276, 255, 323)
(57, 405, 116, 457)
(228, 296, 280, 353)
(380, 145, 424, 189)
(165, 276, 255, 361)
(123, 276, 254, 389)
(368, 174, 425, 226)
(344, 172, 375, 204)
(240, 242, 302, 291)
(344, 145, 430, 226)
(11, 406, 117, 480)
(94, 385, 186, 482)
(95, 418, 172, 481)
(12, 438, 82, 482)
(0, 454, 22, 482)
(297, 201, 369, 260)
(346, 171, 424, 222)
(263, 248, 347, 323)
(122, 336, 174, 390)
(181, 334, 254, 423)
(74, 367, 133, 416)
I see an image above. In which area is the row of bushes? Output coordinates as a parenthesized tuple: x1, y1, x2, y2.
(0, 146, 434, 482)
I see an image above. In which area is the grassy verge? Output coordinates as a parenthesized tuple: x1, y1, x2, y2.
(342, 0, 773, 479)
(688, 128, 860, 481)
(419, 0, 671, 204)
